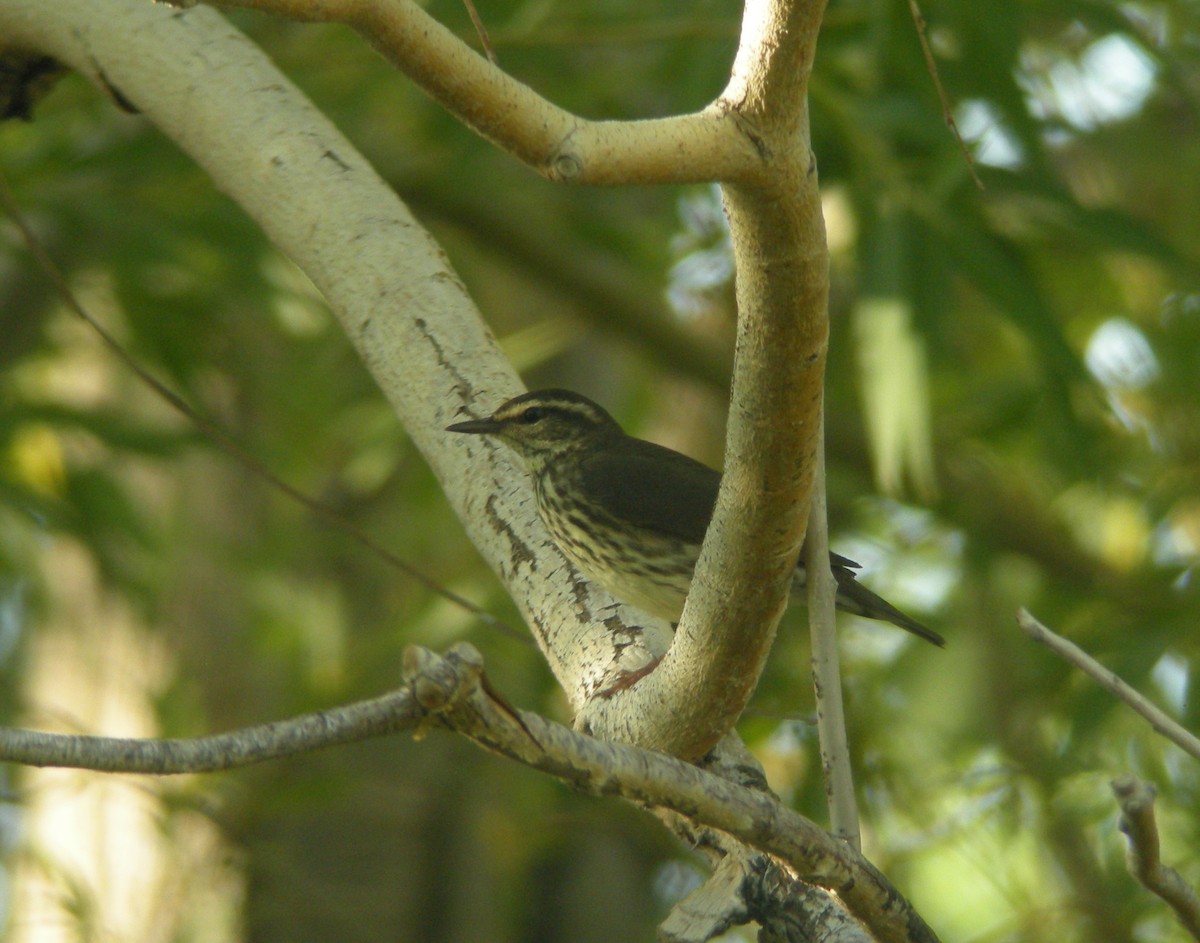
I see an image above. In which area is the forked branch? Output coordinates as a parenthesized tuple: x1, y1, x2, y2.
(1113, 775, 1200, 940)
(0, 641, 935, 942)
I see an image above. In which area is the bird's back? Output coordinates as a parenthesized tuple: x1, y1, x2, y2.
(575, 434, 720, 548)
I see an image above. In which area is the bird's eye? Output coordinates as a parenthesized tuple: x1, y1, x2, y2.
(519, 407, 545, 424)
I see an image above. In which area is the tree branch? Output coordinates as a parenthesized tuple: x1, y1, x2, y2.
(148, 0, 832, 759)
(568, 0, 831, 756)
(807, 414, 861, 848)
(396, 179, 734, 389)
(1017, 609, 1200, 761)
(0, 688, 421, 773)
(178, 0, 762, 185)
(0, 640, 938, 941)
(0, 0, 670, 714)
(1112, 775, 1200, 940)
(150, 0, 835, 758)
(5, 0, 832, 762)
(149, 0, 834, 759)
(405, 644, 939, 943)
(3, 0, 920, 936)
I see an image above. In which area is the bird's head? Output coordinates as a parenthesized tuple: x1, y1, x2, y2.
(447, 389, 621, 471)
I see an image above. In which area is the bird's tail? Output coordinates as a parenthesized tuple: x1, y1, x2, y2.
(829, 566, 945, 647)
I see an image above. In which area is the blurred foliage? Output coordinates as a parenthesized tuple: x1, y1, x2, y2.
(1, 0, 1199, 940)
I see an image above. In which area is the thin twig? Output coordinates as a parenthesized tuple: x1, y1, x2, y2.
(1112, 774, 1200, 940)
(906, 0, 984, 192)
(0, 169, 526, 643)
(807, 411, 861, 849)
(460, 0, 496, 63)
(1016, 609, 1200, 761)
(0, 686, 422, 773)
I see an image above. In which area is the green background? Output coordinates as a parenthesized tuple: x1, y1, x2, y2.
(2, 0, 1199, 940)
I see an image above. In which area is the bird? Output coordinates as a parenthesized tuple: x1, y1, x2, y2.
(447, 389, 944, 647)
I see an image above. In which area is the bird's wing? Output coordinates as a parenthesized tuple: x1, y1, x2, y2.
(579, 438, 874, 579)
(576, 437, 719, 546)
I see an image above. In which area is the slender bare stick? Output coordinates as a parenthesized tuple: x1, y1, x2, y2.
(460, 0, 496, 64)
(807, 412, 861, 849)
(1017, 609, 1200, 761)
(0, 688, 422, 773)
(1112, 775, 1200, 940)
(906, 0, 983, 191)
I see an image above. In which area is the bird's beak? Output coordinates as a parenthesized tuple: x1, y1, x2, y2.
(446, 417, 503, 435)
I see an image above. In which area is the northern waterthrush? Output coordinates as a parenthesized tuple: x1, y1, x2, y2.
(448, 389, 944, 647)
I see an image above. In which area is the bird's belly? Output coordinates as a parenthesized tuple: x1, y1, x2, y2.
(538, 501, 694, 622)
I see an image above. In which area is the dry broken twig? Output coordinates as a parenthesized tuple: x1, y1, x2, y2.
(1017, 609, 1200, 761)
(1112, 775, 1200, 940)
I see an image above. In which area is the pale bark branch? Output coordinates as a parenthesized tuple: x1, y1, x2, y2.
(153, 0, 833, 759)
(1017, 609, 1200, 761)
(162, 0, 837, 759)
(0, 641, 937, 941)
(657, 739, 872, 942)
(807, 415, 861, 849)
(3, 1, 924, 936)
(0, 689, 421, 773)
(406, 644, 939, 943)
(4, 0, 832, 764)
(660, 849, 873, 943)
(576, 0, 831, 757)
(0, 0, 667, 715)
(179, 0, 762, 185)
(396, 179, 734, 388)
(1112, 775, 1200, 940)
